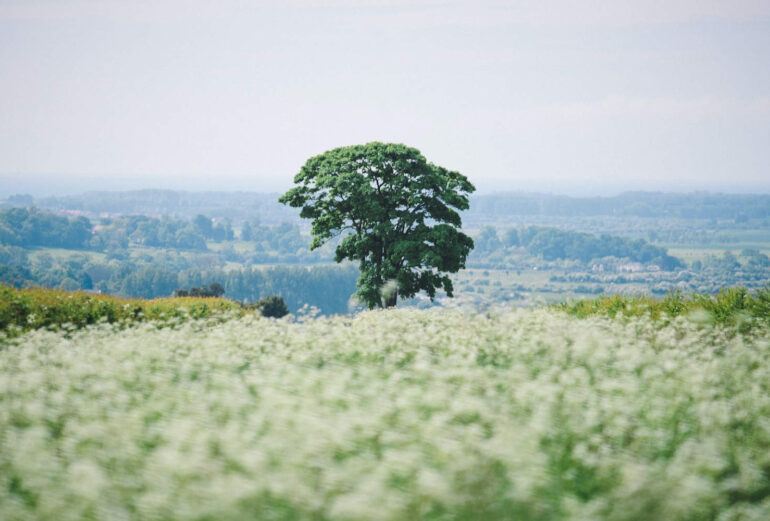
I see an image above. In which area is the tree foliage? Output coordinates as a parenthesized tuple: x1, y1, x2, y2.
(472, 225, 683, 270)
(0, 208, 91, 249)
(251, 295, 289, 318)
(173, 283, 225, 298)
(279, 142, 475, 308)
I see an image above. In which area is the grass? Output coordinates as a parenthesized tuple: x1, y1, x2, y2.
(556, 286, 770, 332)
(0, 286, 246, 336)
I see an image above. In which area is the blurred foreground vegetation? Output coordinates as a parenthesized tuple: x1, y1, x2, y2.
(557, 286, 770, 331)
(2, 285, 769, 337)
(2, 307, 770, 520)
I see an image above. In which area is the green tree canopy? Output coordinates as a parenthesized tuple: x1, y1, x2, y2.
(279, 142, 475, 308)
(253, 295, 290, 318)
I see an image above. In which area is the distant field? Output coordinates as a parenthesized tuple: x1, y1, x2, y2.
(668, 246, 770, 260)
(27, 247, 108, 264)
(2, 307, 769, 520)
(207, 240, 255, 254)
(667, 248, 741, 263)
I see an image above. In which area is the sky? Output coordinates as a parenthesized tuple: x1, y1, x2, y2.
(0, 0, 769, 197)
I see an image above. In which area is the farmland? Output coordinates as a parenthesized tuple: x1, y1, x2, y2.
(1, 191, 769, 315)
(1, 192, 769, 519)
(2, 303, 770, 520)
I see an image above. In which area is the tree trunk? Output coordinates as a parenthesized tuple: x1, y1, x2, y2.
(384, 290, 398, 308)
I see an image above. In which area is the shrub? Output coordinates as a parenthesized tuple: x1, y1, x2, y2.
(249, 295, 289, 318)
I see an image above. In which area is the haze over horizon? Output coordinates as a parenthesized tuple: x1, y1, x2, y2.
(1, 1, 769, 197)
(3, 173, 770, 200)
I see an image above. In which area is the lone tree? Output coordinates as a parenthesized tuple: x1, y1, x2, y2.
(279, 142, 475, 309)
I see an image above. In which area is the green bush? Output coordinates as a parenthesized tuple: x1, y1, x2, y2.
(247, 295, 290, 318)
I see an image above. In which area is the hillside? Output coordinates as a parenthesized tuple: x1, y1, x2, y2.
(7, 204, 770, 311)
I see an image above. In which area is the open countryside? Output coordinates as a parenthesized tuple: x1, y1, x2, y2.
(3, 1, 770, 519)
(2, 188, 770, 520)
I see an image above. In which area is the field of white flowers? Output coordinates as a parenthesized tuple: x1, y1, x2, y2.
(1, 309, 769, 521)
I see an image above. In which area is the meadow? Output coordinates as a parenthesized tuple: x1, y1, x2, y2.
(2, 303, 770, 520)
(0, 286, 245, 337)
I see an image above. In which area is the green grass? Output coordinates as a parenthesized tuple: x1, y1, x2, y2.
(556, 286, 770, 331)
(0, 286, 247, 336)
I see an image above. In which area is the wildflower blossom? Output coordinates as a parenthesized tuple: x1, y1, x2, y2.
(1, 309, 769, 520)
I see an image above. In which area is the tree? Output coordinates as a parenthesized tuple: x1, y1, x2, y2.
(0, 265, 31, 288)
(503, 228, 519, 247)
(240, 221, 253, 241)
(252, 295, 289, 318)
(475, 226, 502, 254)
(174, 283, 225, 298)
(193, 214, 213, 237)
(208, 282, 225, 297)
(279, 142, 475, 309)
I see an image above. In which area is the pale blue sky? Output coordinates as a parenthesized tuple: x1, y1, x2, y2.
(1, 0, 769, 196)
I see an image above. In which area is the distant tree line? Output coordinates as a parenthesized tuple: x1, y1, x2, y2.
(92, 214, 232, 251)
(239, 219, 333, 263)
(466, 192, 770, 221)
(0, 208, 328, 261)
(17, 189, 299, 224)
(110, 264, 358, 314)
(473, 225, 683, 269)
(0, 245, 359, 315)
(0, 208, 92, 249)
(7, 190, 770, 224)
(173, 282, 225, 298)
